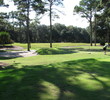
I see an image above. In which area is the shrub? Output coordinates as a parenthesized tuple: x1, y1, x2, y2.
(0, 31, 14, 46)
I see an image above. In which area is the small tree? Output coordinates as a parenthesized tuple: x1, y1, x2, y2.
(0, 32, 13, 46)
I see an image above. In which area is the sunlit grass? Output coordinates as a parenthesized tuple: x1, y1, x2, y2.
(0, 44, 110, 66)
(0, 51, 110, 68)
(13, 43, 89, 49)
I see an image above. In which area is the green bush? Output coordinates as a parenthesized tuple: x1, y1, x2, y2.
(37, 48, 59, 55)
(37, 48, 74, 55)
(0, 31, 14, 46)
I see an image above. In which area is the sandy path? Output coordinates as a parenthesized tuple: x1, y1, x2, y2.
(0, 50, 37, 57)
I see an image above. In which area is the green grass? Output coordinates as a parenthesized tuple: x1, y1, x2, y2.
(0, 43, 110, 100)
(0, 51, 108, 66)
(0, 45, 109, 66)
(37, 48, 77, 55)
(13, 43, 89, 49)
(0, 58, 110, 100)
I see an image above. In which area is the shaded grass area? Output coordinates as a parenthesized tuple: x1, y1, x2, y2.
(74, 46, 110, 52)
(0, 57, 14, 60)
(0, 59, 110, 100)
(0, 50, 6, 52)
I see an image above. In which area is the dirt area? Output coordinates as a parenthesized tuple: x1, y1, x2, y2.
(0, 46, 37, 57)
(0, 46, 24, 51)
(0, 50, 37, 57)
(0, 62, 9, 69)
(0, 46, 38, 67)
(0, 62, 9, 66)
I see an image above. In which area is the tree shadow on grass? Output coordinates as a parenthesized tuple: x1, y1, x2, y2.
(0, 59, 110, 100)
(79, 48, 110, 52)
(71, 47, 103, 52)
(0, 57, 16, 60)
(61, 47, 104, 53)
(80, 48, 103, 52)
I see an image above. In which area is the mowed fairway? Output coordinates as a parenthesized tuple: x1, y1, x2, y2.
(0, 43, 110, 100)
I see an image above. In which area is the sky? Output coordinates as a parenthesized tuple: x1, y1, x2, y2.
(40, 0, 89, 28)
(0, 0, 89, 28)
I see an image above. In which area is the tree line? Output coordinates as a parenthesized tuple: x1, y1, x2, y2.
(0, 0, 110, 50)
(0, 1, 90, 43)
(0, 16, 90, 43)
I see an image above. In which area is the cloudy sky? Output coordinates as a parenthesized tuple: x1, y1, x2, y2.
(0, 0, 89, 28)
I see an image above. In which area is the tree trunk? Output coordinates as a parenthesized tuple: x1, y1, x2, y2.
(94, 15, 97, 46)
(107, 30, 109, 45)
(27, 0, 30, 51)
(49, 0, 52, 48)
(106, 18, 110, 46)
(90, 18, 93, 46)
(19, 20, 22, 43)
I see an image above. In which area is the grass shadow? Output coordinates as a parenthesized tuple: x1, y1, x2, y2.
(0, 57, 16, 60)
(61, 46, 104, 53)
(61, 45, 110, 53)
(0, 59, 110, 100)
